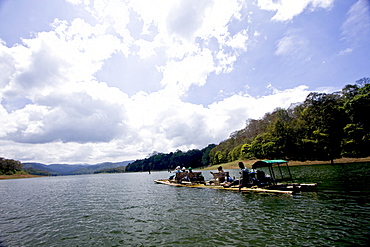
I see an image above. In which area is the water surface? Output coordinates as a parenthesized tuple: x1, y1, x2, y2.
(1, 163, 370, 246)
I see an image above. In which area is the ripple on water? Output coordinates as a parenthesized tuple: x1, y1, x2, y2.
(1, 169, 370, 246)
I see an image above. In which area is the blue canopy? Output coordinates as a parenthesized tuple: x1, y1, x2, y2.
(252, 160, 288, 169)
(251, 159, 293, 183)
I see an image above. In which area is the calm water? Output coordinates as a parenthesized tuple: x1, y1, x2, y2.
(1, 163, 370, 246)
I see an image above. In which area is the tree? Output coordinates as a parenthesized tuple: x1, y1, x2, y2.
(125, 146, 215, 172)
(341, 78, 370, 157)
(341, 124, 370, 157)
(240, 143, 254, 159)
(201, 144, 216, 166)
(298, 92, 346, 161)
(344, 82, 370, 129)
(228, 144, 243, 161)
(0, 158, 24, 175)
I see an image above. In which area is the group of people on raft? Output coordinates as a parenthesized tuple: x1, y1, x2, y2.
(168, 166, 205, 183)
(222, 162, 272, 189)
(169, 162, 272, 190)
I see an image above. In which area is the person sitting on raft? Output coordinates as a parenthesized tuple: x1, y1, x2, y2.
(209, 166, 226, 184)
(239, 162, 253, 190)
(210, 166, 224, 175)
(222, 162, 249, 188)
(169, 166, 186, 180)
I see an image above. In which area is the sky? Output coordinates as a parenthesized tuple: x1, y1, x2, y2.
(0, 0, 369, 165)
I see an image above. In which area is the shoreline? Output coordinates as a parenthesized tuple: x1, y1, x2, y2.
(0, 174, 45, 180)
(202, 157, 370, 170)
(2, 157, 370, 179)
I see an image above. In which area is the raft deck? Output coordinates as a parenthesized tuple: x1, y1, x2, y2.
(154, 179, 293, 194)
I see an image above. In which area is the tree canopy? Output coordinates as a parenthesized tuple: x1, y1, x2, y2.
(125, 144, 215, 172)
(0, 157, 24, 175)
(208, 78, 370, 165)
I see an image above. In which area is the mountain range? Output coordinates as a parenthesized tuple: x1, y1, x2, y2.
(23, 161, 133, 175)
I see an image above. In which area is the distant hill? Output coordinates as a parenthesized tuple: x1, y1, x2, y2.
(23, 160, 133, 175)
(23, 163, 60, 175)
(72, 161, 131, 175)
(47, 164, 89, 174)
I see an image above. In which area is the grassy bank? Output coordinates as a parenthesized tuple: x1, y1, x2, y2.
(0, 174, 45, 180)
(202, 157, 370, 170)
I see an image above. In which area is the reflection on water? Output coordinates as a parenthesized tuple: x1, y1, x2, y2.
(1, 164, 370, 246)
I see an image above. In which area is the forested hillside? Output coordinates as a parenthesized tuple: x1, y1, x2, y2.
(22, 161, 133, 175)
(125, 144, 216, 172)
(209, 78, 370, 164)
(125, 78, 370, 172)
(0, 157, 24, 175)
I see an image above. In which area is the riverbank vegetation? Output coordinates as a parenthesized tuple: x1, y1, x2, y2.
(0, 174, 45, 180)
(0, 157, 44, 180)
(0, 157, 57, 179)
(204, 157, 370, 170)
(0, 157, 25, 175)
(125, 144, 215, 172)
(209, 78, 370, 165)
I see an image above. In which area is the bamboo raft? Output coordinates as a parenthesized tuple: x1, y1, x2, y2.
(155, 160, 317, 194)
(154, 179, 294, 194)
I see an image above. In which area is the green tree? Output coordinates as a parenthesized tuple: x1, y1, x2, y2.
(341, 78, 370, 157)
(201, 144, 216, 166)
(0, 157, 24, 175)
(228, 144, 243, 161)
(341, 124, 370, 157)
(299, 92, 346, 161)
(240, 143, 254, 159)
(344, 80, 370, 130)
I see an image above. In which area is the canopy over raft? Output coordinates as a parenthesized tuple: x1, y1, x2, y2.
(252, 159, 294, 184)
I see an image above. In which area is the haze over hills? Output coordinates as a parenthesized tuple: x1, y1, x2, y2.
(23, 161, 133, 175)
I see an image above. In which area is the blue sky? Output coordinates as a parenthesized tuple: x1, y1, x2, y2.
(0, 0, 369, 164)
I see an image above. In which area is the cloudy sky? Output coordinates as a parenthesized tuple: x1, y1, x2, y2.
(0, 0, 369, 164)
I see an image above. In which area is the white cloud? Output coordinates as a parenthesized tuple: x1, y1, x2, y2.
(166, 0, 213, 41)
(275, 30, 309, 58)
(160, 49, 215, 94)
(226, 29, 249, 51)
(215, 50, 237, 74)
(2, 0, 329, 164)
(134, 39, 156, 59)
(2, 82, 129, 144)
(275, 35, 295, 56)
(338, 48, 353, 56)
(341, 0, 370, 45)
(254, 31, 261, 37)
(0, 83, 312, 164)
(257, 0, 334, 21)
(66, 0, 90, 5)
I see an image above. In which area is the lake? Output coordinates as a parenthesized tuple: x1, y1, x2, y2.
(1, 163, 370, 246)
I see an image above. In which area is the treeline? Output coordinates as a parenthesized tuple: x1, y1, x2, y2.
(125, 144, 216, 172)
(209, 78, 370, 164)
(24, 168, 52, 176)
(94, 166, 126, 174)
(0, 157, 24, 175)
(0, 157, 49, 176)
